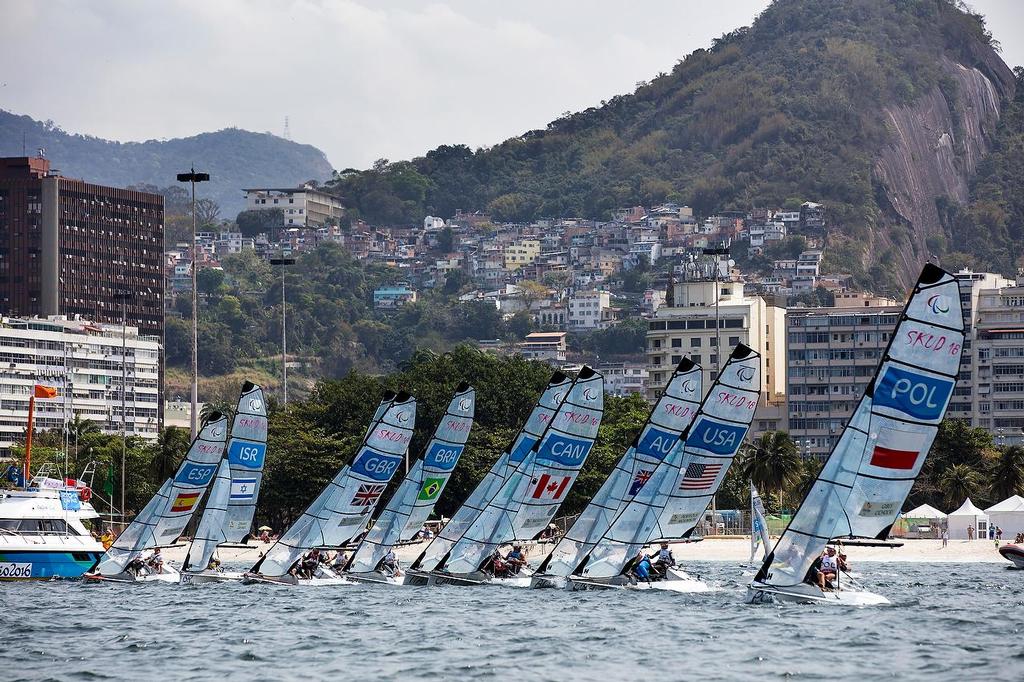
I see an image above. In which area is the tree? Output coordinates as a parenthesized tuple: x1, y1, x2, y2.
(990, 446, 1024, 501)
(195, 198, 221, 228)
(437, 225, 454, 252)
(939, 463, 983, 509)
(235, 208, 284, 237)
(737, 431, 803, 510)
(517, 280, 549, 310)
(196, 267, 225, 296)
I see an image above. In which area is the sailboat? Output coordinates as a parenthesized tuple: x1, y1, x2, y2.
(180, 382, 269, 584)
(422, 367, 604, 587)
(405, 370, 573, 584)
(748, 264, 964, 605)
(243, 392, 416, 586)
(85, 412, 230, 583)
(563, 344, 761, 591)
(344, 383, 475, 585)
(531, 359, 703, 588)
(747, 483, 771, 565)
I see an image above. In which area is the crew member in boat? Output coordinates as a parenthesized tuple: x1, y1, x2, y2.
(147, 548, 165, 574)
(100, 528, 115, 550)
(207, 556, 222, 572)
(331, 550, 348, 572)
(490, 549, 511, 578)
(632, 551, 653, 584)
(505, 545, 527, 574)
(298, 549, 321, 579)
(381, 549, 401, 577)
(819, 546, 839, 585)
(652, 542, 676, 577)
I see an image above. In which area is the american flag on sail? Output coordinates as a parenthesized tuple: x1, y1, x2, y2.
(629, 469, 653, 496)
(351, 483, 386, 508)
(678, 462, 722, 491)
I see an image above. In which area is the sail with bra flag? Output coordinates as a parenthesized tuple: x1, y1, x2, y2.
(412, 371, 573, 572)
(537, 359, 702, 578)
(752, 264, 964, 591)
(346, 383, 475, 575)
(250, 393, 416, 578)
(438, 367, 604, 577)
(574, 345, 760, 581)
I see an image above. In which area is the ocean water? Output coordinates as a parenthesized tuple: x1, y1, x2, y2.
(3, 561, 1022, 681)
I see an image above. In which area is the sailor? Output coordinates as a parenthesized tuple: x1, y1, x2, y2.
(491, 550, 510, 578)
(127, 555, 146, 577)
(381, 549, 401, 577)
(653, 542, 676, 576)
(818, 547, 839, 588)
(332, 551, 348, 571)
(633, 552, 653, 584)
(100, 529, 115, 550)
(148, 548, 165, 574)
(300, 550, 320, 579)
(207, 557, 222, 572)
(505, 545, 527, 574)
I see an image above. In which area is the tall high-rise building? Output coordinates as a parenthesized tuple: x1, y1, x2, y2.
(0, 156, 164, 334)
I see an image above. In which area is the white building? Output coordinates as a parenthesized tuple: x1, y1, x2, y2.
(0, 317, 162, 459)
(568, 290, 612, 330)
(599, 362, 649, 396)
(243, 184, 344, 228)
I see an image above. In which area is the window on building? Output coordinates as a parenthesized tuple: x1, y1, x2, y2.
(690, 338, 701, 347)
(729, 336, 740, 345)
(671, 338, 682, 348)
(671, 355, 682, 364)
(710, 354, 718, 366)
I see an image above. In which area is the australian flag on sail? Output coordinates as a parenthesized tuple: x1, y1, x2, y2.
(629, 469, 653, 496)
(679, 462, 722, 491)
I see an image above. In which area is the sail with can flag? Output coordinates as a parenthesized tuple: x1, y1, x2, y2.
(749, 483, 771, 563)
(574, 345, 760, 582)
(411, 372, 573, 573)
(223, 382, 268, 542)
(346, 383, 475, 576)
(182, 457, 232, 574)
(537, 360, 702, 579)
(437, 367, 604, 579)
(750, 264, 963, 604)
(92, 479, 173, 576)
(249, 393, 416, 579)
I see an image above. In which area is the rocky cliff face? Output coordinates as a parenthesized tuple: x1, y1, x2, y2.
(872, 55, 1015, 283)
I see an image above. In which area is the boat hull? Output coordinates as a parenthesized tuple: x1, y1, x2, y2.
(566, 567, 711, 592)
(83, 565, 181, 584)
(179, 570, 244, 585)
(529, 573, 567, 589)
(0, 548, 103, 581)
(241, 570, 355, 587)
(345, 570, 404, 586)
(998, 544, 1024, 569)
(746, 582, 890, 606)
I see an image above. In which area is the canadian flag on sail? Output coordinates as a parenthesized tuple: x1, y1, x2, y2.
(530, 473, 572, 500)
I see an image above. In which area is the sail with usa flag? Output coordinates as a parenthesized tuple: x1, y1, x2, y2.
(749, 263, 964, 605)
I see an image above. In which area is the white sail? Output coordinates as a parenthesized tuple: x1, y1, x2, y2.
(440, 367, 604, 576)
(223, 381, 269, 542)
(538, 360, 702, 577)
(412, 372, 572, 572)
(347, 384, 475, 574)
(754, 264, 964, 591)
(94, 479, 173, 575)
(150, 413, 230, 546)
(749, 482, 771, 563)
(183, 458, 232, 572)
(577, 345, 761, 580)
(252, 393, 416, 577)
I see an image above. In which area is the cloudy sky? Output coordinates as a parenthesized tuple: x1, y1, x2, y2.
(1, 0, 1022, 170)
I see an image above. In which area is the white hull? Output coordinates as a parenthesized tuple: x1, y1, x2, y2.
(529, 574, 567, 589)
(179, 570, 244, 585)
(345, 571, 404, 586)
(746, 582, 890, 606)
(566, 567, 710, 592)
(85, 564, 181, 584)
(242, 566, 356, 587)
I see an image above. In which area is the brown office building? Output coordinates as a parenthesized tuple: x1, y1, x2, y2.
(0, 156, 164, 334)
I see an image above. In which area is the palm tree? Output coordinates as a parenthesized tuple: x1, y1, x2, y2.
(990, 446, 1024, 501)
(738, 431, 803, 511)
(939, 463, 983, 509)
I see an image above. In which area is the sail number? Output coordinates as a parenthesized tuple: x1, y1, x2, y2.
(352, 450, 403, 481)
(175, 463, 217, 486)
(875, 367, 954, 421)
(0, 563, 32, 578)
(425, 443, 464, 471)
(228, 441, 266, 469)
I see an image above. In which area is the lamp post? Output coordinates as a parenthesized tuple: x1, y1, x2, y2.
(114, 289, 131, 519)
(702, 244, 730, 535)
(176, 168, 210, 438)
(270, 257, 296, 405)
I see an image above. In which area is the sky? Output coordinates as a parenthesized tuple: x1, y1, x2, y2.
(1, 0, 1022, 170)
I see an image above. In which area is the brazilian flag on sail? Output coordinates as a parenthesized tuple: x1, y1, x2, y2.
(417, 477, 445, 501)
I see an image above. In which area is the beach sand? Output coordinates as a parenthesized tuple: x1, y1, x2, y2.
(160, 536, 1012, 567)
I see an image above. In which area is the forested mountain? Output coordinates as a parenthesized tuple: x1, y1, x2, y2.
(327, 0, 1018, 291)
(0, 110, 334, 213)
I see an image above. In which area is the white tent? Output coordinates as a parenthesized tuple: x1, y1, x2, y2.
(903, 504, 947, 520)
(985, 495, 1024, 539)
(948, 498, 990, 540)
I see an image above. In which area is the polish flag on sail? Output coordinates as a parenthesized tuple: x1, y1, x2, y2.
(868, 426, 930, 471)
(530, 473, 571, 500)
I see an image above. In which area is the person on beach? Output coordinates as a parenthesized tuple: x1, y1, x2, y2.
(967, 525, 974, 540)
(996, 527, 1003, 543)
(942, 528, 949, 548)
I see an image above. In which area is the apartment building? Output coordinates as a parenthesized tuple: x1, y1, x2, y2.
(970, 279, 1024, 446)
(568, 290, 611, 330)
(0, 316, 161, 458)
(243, 184, 344, 228)
(504, 240, 541, 271)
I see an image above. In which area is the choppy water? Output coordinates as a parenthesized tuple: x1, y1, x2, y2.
(3, 561, 1023, 681)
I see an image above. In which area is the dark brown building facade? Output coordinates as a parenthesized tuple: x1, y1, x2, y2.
(0, 157, 164, 334)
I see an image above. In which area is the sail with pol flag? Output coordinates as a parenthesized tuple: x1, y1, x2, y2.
(751, 264, 964, 600)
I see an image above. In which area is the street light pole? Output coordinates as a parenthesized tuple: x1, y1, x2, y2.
(270, 257, 296, 405)
(176, 168, 210, 438)
(114, 289, 131, 520)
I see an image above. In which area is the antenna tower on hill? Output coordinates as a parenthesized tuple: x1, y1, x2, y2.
(283, 116, 292, 141)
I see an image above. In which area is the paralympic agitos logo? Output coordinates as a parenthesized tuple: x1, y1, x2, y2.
(927, 294, 950, 315)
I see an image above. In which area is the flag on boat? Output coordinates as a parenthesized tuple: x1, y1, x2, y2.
(629, 469, 653, 496)
(418, 477, 444, 501)
(352, 483, 386, 508)
(171, 491, 201, 512)
(531, 473, 572, 500)
(679, 462, 722, 490)
(230, 477, 258, 500)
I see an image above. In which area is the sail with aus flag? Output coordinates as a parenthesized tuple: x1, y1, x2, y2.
(411, 372, 572, 574)
(750, 264, 964, 602)
(346, 383, 475, 576)
(537, 359, 702, 579)
(437, 367, 604, 578)
(249, 393, 416, 579)
(573, 345, 761, 582)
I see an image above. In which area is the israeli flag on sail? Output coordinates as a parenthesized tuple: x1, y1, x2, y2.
(231, 477, 258, 500)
